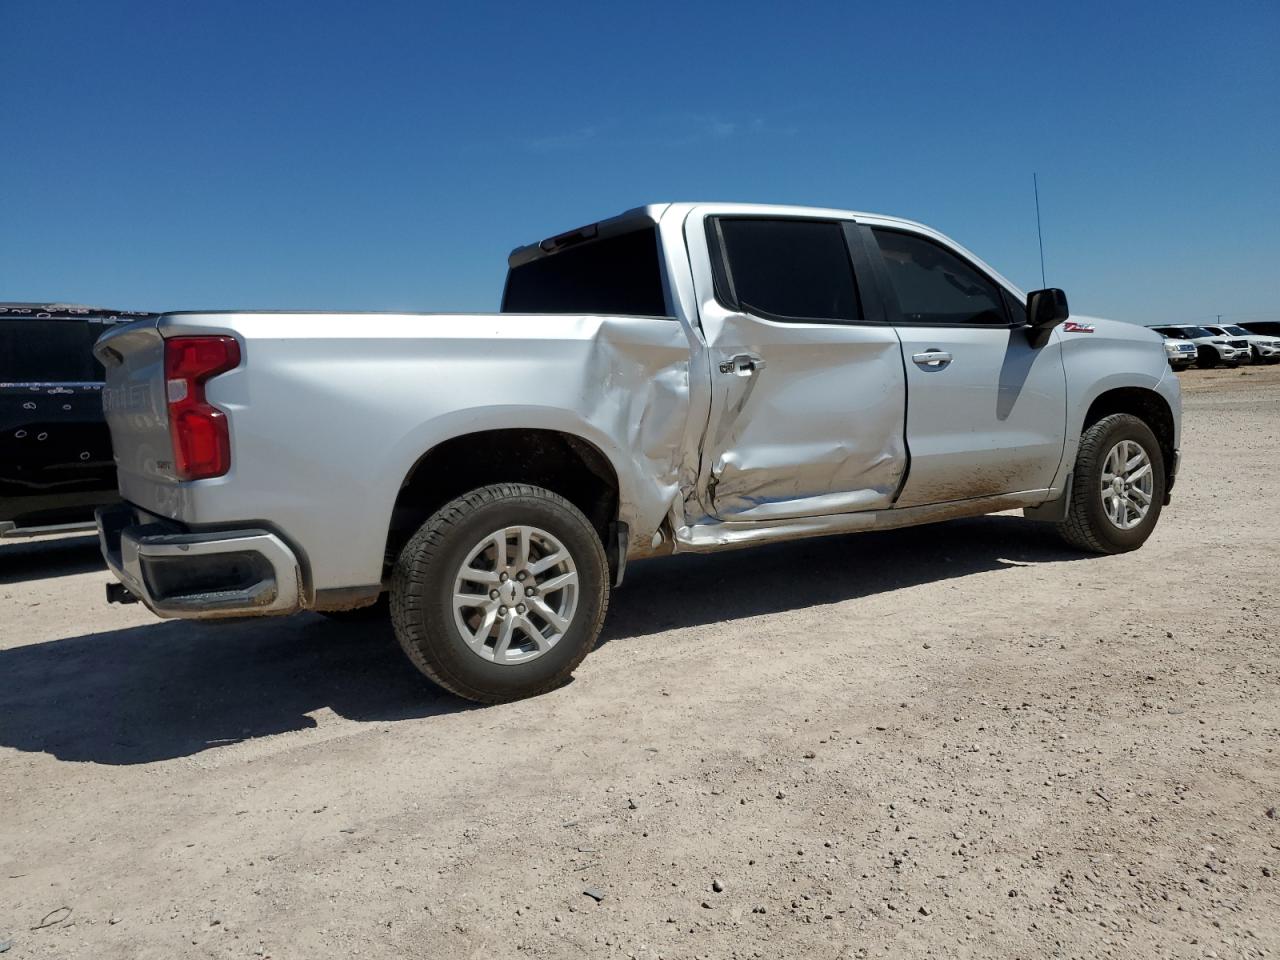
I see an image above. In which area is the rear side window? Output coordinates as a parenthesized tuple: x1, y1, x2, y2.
(873, 229, 1007, 326)
(0, 319, 103, 383)
(501, 227, 669, 316)
(711, 218, 861, 323)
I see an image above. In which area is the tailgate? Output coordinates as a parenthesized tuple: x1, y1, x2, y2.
(95, 319, 180, 517)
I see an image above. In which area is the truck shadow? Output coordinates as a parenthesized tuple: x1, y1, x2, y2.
(0, 515, 1086, 766)
(599, 515, 1084, 642)
(0, 534, 104, 584)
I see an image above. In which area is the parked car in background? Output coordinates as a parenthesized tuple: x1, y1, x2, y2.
(1, 302, 157, 538)
(1149, 324, 1248, 368)
(1160, 336, 1198, 370)
(95, 202, 1181, 703)
(1202, 323, 1280, 364)
(1240, 321, 1280, 340)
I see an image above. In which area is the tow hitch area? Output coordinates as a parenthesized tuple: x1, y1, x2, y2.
(105, 582, 139, 605)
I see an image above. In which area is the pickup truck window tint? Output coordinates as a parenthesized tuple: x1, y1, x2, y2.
(1004, 289, 1028, 326)
(714, 218, 860, 323)
(501, 227, 669, 317)
(873, 229, 1008, 327)
(0, 319, 103, 383)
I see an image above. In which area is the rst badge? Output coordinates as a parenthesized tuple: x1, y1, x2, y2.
(1063, 321, 1095, 334)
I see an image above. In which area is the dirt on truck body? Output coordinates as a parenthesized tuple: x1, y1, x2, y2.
(1, 365, 1277, 959)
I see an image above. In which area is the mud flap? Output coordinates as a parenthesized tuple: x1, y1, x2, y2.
(606, 521, 629, 588)
(1023, 473, 1073, 523)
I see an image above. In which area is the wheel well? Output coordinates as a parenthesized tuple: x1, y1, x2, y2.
(384, 429, 619, 576)
(1083, 388, 1175, 470)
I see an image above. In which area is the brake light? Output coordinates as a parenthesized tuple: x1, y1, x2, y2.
(164, 336, 241, 480)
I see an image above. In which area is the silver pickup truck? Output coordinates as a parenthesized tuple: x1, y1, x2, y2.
(95, 202, 1181, 703)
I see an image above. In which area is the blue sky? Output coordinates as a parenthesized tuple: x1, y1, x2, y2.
(4, 0, 1277, 325)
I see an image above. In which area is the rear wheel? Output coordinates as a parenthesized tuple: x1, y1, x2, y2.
(390, 483, 609, 703)
(1056, 413, 1165, 554)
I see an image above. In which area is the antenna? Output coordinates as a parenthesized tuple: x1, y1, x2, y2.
(1033, 172, 1047, 288)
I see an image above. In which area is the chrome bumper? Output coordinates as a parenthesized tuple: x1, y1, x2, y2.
(96, 503, 303, 619)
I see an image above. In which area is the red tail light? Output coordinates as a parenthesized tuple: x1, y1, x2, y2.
(164, 336, 241, 480)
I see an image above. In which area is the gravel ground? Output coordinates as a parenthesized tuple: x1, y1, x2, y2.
(2, 366, 1278, 960)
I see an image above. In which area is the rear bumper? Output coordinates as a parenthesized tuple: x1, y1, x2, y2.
(96, 503, 303, 619)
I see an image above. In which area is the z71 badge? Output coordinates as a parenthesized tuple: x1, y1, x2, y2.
(1063, 321, 1095, 333)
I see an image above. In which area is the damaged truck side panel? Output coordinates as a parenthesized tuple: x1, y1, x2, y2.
(95, 201, 1181, 703)
(679, 205, 909, 524)
(105, 310, 696, 596)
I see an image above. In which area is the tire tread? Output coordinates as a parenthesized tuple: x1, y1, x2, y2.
(1055, 413, 1162, 554)
(390, 483, 609, 704)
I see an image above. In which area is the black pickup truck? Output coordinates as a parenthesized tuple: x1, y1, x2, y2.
(1, 303, 157, 538)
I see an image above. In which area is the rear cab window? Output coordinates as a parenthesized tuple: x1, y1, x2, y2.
(501, 226, 669, 317)
(0, 316, 105, 383)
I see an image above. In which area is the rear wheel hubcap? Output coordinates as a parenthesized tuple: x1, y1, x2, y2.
(451, 525, 579, 665)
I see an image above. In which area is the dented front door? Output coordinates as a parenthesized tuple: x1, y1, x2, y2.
(684, 210, 908, 522)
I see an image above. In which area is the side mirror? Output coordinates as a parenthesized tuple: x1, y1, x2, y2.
(1026, 288, 1069, 347)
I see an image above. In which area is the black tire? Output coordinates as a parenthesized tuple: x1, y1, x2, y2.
(1196, 347, 1217, 369)
(319, 596, 389, 622)
(1056, 413, 1166, 555)
(390, 483, 609, 703)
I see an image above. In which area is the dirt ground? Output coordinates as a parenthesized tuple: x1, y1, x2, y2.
(2, 365, 1278, 960)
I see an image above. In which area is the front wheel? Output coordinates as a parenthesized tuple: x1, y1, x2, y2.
(1056, 413, 1166, 554)
(390, 483, 609, 703)
(1196, 348, 1218, 369)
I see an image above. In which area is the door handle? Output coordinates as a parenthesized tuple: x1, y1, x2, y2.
(719, 354, 767, 376)
(911, 350, 953, 368)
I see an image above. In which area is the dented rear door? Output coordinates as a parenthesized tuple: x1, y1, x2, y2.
(685, 210, 907, 522)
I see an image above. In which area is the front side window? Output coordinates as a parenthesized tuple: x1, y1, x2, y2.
(872, 229, 1007, 326)
(711, 218, 860, 323)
